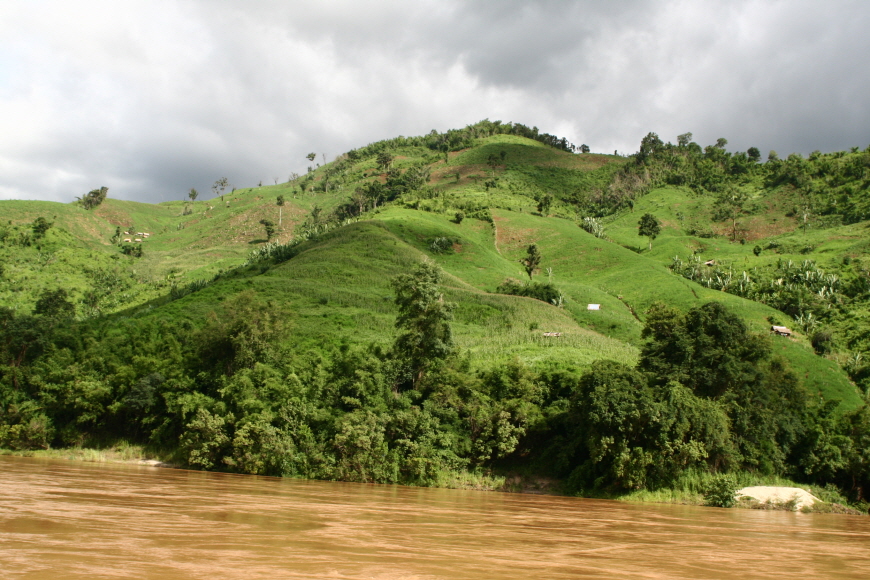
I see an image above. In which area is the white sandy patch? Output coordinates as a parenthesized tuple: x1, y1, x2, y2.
(736, 486, 820, 509)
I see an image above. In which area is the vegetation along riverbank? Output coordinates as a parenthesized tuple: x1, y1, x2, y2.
(2, 121, 869, 514)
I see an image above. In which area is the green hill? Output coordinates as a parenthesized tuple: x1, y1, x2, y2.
(2, 121, 869, 505)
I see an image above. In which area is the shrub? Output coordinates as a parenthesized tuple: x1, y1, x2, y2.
(580, 216, 606, 238)
(78, 186, 108, 210)
(429, 237, 456, 254)
(703, 473, 738, 507)
(121, 244, 144, 257)
(810, 329, 833, 354)
(0, 414, 54, 450)
(496, 279, 561, 304)
(179, 408, 232, 470)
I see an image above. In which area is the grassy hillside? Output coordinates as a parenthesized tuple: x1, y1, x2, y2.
(1, 129, 863, 405)
(2, 121, 869, 505)
(152, 218, 637, 371)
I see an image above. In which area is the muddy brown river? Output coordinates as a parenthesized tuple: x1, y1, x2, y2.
(1, 456, 869, 579)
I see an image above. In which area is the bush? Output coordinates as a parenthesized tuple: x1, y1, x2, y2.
(810, 330, 833, 354)
(703, 473, 738, 507)
(580, 216, 606, 238)
(0, 414, 54, 450)
(179, 408, 232, 470)
(121, 244, 143, 257)
(496, 279, 562, 304)
(429, 237, 456, 254)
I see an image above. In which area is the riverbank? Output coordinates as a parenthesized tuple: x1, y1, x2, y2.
(0, 444, 175, 467)
(502, 468, 867, 514)
(3, 446, 865, 515)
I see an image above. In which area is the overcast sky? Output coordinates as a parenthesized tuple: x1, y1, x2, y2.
(2, 0, 869, 203)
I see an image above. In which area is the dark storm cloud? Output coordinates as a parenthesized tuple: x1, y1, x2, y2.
(1, 0, 869, 203)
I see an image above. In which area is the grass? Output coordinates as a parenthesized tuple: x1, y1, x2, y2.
(0, 133, 862, 407)
(143, 218, 638, 370)
(614, 469, 867, 514)
(0, 441, 166, 464)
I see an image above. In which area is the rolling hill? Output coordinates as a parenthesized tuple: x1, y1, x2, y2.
(2, 121, 868, 503)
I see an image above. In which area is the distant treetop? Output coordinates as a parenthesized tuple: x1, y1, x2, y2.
(345, 119, 580, 161)
(77, 186, 108, 210)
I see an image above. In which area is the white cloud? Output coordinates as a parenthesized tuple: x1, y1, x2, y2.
(1, 0, 868, 203)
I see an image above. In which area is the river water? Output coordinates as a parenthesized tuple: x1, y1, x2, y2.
(1, 456, 869, 579)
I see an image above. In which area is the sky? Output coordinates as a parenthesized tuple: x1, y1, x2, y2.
(1, 0, 869, 204)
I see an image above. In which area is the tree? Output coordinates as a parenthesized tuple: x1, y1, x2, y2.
(637, 132, 663, 163)
(639, 302, 769, 399)
(712, 187, 748, 241)
(188, 188, 199, 202)
(454, 211, 464, 225)
(377, 150, 394, 171)
(715, 137, 728, 149)
(276, 195, 285, 226)
(637, 213, 661, 250)
(521, 244, 542, 280)
(537, 195, 553, 216)
(121, 244, 143, 257)
(309, 205, 322, 225)
(31, 217, 53, 240)
(579, 144, 590, 154)
(486, 153, 502, 175)
(568, 360, 664, 490)
(33, 288, 75, 320)
(212, 177, 229, 198)
(78, 186, 108, 210)
(259, 219, 275, 241)
(768, 150, 779, 162)
(797, 189, 815, 235)
(747, 147, 761, 162)
(363, 181, 385, 209)
(390, 262, 455, 388)
(351, 188, 368, 215)
(306, 152, 316, 163)
(677, 132, 693, 147)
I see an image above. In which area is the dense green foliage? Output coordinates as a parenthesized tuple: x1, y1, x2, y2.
(78, 186, 109, 210)
(600, 131, 870, 400)
(1, 286, 868, 502)
(496, 279, 563, 306)
(638, 213, 660, 249)
(348, 119, 578, 159)
(703, 473, 739, 507)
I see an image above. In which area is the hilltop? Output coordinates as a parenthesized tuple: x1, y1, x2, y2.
(1, 121, 868, 508)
